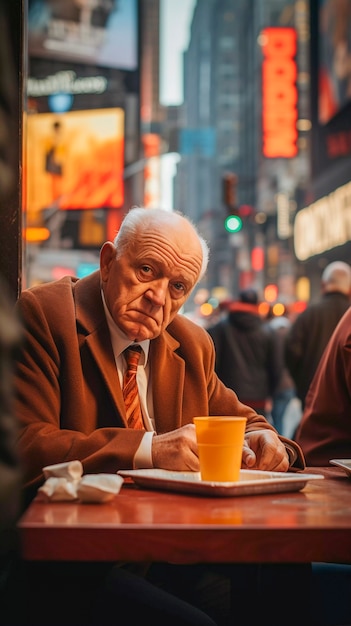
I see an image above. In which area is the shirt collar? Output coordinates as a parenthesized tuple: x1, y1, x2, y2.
(101, 289, 150, 364)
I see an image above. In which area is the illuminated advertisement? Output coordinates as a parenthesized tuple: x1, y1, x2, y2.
(28, 0, 138, 71)
(26, 108, 125, 214)
(142, 133, 161, 208)
(318, 0, 351, 124)
(309, 1, 351, 180)
(261, 27, 298, 158)
(294, 181, 351, 260)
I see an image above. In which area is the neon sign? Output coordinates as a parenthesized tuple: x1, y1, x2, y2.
(262, 27, 298, 158)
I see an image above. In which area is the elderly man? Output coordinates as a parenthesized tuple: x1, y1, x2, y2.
(15, 207, 304, 494)
(15, 207, 305, 626)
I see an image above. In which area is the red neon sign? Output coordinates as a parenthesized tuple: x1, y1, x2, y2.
(262, 27, 298, 158)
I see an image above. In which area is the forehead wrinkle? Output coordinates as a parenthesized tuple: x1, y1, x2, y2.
(138, 232, 202, 277)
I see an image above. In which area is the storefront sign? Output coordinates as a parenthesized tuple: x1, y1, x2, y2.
(28, 70, 107, 97)
(294, 180, 351, 260)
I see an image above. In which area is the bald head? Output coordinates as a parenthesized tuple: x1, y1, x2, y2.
(114, 207, 209, 280)
(321, 261, 351, 296)
(100, 207, 210, 341)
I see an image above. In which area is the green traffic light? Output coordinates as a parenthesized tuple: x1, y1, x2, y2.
(224, 215, 243, 233)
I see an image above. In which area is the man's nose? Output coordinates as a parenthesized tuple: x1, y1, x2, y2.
(145, 279, 168, 305)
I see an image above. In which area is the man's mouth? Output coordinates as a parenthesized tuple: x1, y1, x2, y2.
(128, 309, 160, 325)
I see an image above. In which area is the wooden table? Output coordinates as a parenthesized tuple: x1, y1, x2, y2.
(18, 467, 351, 564)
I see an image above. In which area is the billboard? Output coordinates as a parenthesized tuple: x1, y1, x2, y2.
(26, 108, 125, 215)
(28, 0, 138, 71)
(318, 0, 351, 125)
(310, 0, 351, 181)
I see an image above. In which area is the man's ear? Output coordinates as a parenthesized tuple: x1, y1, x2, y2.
(100, 242, 116, 281)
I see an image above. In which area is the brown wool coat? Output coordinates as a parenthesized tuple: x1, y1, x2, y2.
(14, 271, 304, 491)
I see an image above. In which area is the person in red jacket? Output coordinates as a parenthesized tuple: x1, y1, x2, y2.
(295, 305, 351, 465)
(295, 305, 351, 626)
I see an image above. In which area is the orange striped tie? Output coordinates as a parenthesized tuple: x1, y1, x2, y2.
(123, 345, 144, 430)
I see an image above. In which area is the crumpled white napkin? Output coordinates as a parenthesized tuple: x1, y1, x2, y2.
(38, 476, 79, 502)
(37, 461, 123, 503)
(77, 474, 124, 503)
(43, 460, 83, 482)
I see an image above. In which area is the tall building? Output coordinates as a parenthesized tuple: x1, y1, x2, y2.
(176, 0, 310, 313)
(293, 0, 351, 301)
(140, 0, 164, 131)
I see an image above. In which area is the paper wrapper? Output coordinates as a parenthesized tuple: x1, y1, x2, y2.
(38, 461, 123, 503)
(43, 460, 83, 482)
(77, 474, 123, 503)
(37, 477, 78, 502)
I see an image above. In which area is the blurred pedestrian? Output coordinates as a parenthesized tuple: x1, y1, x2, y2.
(207, 288, 280, 419)
(285, 261, 351, 411)
(266, 310, 297, 436)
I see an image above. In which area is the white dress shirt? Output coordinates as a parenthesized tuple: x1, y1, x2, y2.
(101, 291, 155, 468)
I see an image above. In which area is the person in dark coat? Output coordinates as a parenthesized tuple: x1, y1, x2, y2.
(207, 288, 280, 418)
(285, 261, 351, 410)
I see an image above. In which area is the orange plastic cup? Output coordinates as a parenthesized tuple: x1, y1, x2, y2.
(193, 416, 247, 482)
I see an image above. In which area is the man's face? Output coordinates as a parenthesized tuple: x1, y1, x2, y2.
(100, 222, 203, 342)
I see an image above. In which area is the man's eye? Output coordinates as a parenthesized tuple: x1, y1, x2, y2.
(172, 282, 186, 293)
(140, 265, 152, 274)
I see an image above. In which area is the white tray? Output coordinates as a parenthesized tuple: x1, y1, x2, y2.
(329, 459, 351, 477)
(118, 468, 324, 497)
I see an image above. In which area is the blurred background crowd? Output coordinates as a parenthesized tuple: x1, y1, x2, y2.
(2, 0, 351, 313)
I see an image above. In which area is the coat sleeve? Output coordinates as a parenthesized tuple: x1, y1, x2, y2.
(170, 316, 305, 469)
(14, 284, 146, 497)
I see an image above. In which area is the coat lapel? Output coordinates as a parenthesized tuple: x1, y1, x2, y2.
(150, 333, 184, 433)
(73, 271, 127, 424)
(73, 271, 186, 430)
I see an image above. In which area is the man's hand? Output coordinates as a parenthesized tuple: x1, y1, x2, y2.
(242, 430, 290, 472)
(152, 424, 200, 471)
(152, 425, 290, 474)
